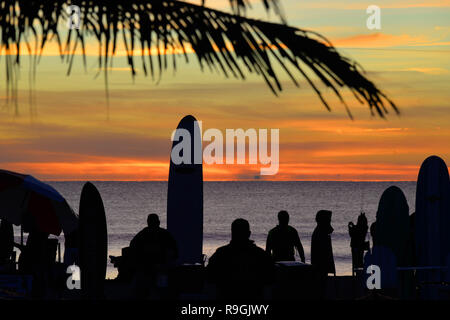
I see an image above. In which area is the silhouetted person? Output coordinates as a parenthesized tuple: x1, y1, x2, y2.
(129, 214, 177, 297)
(312, 210, 335, 274)
(64, 229, 80, 266)
(0, 219, 14, 267)
(207, 218, 274, 299)
(131, 214, 178, 265)
(266, 210, 305, 262)
(348, 212, 369, 270)
(311, 210, 335, 298)
(17, 230, 50, 298)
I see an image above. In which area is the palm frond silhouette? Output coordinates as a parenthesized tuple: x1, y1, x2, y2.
(0, 0, 397, 117)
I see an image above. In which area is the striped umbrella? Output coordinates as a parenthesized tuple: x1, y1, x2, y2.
(0, 169, 78, 236)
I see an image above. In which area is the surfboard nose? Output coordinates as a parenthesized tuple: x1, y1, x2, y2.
(178, 115, 198, 126)
(423, 155, 446, 164)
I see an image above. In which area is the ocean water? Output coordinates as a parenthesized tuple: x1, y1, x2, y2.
(14, 181, 417, 278)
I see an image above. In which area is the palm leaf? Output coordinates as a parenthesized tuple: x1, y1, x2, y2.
(227, 0, 285, 22)
(0, 0, 397, 117)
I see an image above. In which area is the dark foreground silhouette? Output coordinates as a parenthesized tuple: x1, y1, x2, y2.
(348, 212, 369, 271)
(266, 210, 305, 263)
(111, 214, 177, 298)
(1, 156, 449, 300)
(17, 230, 52, 298)
(311, 210, 336, 275)
(130, 214, 178, 269)
(207, 219, 275, 299)
(311, 210, 336, 298)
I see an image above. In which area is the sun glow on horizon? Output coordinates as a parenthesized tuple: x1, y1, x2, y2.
(0, 0, 449, 182)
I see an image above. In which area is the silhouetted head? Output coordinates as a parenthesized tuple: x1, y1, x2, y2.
(357, 212, 368, 227)
(278, 210, 289, 226)
(147, 214, 160, 228)
(231, 218, 251, 242)
(315, 210, 332, 225)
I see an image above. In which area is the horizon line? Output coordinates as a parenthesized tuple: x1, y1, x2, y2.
(44, 179, 417, 182)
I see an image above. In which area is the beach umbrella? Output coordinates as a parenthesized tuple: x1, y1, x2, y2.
(0, 169, 78, 236)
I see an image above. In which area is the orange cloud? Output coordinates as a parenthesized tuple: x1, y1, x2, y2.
(332, 33, 430, 48)
(3, 37, 196, 57)
(1, 44, 449, 184)
(296, 0, 450, 10)
(404, 67, 449, 75)
(3, 160, 169, 181)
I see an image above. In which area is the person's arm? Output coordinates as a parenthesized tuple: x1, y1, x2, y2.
(129, 232, 138, 249)
(265, 231, 273, 256)
(293, 230, 305, 263)
(206, 251, 219, 283)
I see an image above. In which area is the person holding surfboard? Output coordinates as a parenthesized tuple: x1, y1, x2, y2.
(266, 210, 305, 263)
(207, 218, 275, 299)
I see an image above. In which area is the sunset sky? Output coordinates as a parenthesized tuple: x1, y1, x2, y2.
(1, 0, 449, 181)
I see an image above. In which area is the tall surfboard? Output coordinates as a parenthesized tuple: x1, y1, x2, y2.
(415, 156, 450, 298)
(167, 115, 203, 264)
(374, 185, 412, 296)
(79, 182, 108, 299)
(376, 186, 410, 264)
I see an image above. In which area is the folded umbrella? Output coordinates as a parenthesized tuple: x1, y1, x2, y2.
(0, 169, 78, 236)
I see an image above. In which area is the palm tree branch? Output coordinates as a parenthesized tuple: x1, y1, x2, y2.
(226, 0, 285, 23)
(0, 0, 397, 117)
